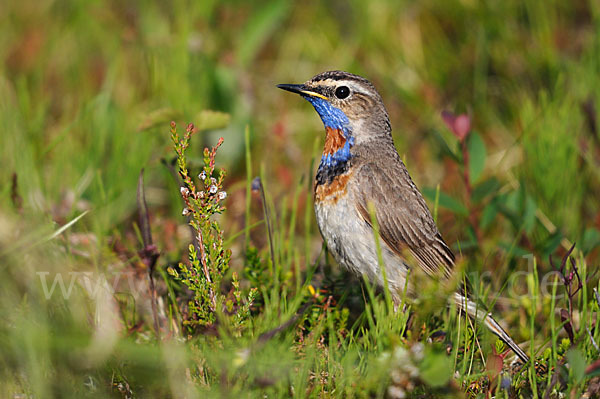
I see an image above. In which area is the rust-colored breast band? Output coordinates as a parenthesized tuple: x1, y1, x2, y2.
(315, 172, 351, 204)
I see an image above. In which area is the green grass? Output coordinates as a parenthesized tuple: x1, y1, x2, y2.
(2, 0, 600, 397)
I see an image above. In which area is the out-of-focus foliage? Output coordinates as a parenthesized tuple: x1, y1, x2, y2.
(2, 0, 600, 398)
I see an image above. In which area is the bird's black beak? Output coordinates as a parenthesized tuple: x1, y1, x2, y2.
(277, 83, 305, 94)
(277, 83, 328, 100)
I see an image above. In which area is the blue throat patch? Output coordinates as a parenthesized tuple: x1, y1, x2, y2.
(304, 96, 355, 170)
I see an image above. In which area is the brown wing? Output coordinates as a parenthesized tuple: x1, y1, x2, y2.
(354, 161, 455, 278)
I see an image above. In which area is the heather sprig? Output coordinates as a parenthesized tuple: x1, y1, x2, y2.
(168, 121, 256, 331)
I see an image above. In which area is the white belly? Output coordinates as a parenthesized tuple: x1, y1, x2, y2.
(314, 192, 410, 296)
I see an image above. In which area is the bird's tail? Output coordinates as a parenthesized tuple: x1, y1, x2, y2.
(453, 293, 530, 364)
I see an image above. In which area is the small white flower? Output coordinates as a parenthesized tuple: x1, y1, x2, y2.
(209, 185, 218, 194)
(217, 191, 227, 200)
(387, 386, 406, 399)
(210, 177, 217, 184)
(198, 171, 206, 180)
(182, 208, 191, 216)
(411, 343, 424, 362)
(180, 187, 190, 196)
(197, 191, 205, 199)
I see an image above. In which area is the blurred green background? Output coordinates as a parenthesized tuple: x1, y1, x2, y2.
(2, 0, 600, 397)
(2, 0, 599, 247)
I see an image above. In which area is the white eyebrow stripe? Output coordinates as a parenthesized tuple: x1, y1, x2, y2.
(346, 81, 374, 97)
(310, 78, 376, 97)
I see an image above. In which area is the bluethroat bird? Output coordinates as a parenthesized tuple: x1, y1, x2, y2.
(278, 70, 529, 363)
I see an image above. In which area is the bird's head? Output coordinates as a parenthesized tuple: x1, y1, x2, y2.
(277, 70, 392, 146)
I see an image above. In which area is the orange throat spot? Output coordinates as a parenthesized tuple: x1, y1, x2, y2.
(323, 127, 346, 156)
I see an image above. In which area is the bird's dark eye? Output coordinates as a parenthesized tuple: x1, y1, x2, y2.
(335, 86, 350, 99)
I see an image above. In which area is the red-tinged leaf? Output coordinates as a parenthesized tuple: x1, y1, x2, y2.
(560, 308, 574, 342)
(454, 114, 471, 140)
(486, 347, 505, 395)
(586, 359, 600, 376)
(441, 110, 471, 141)
(441, 110, 456, 131)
